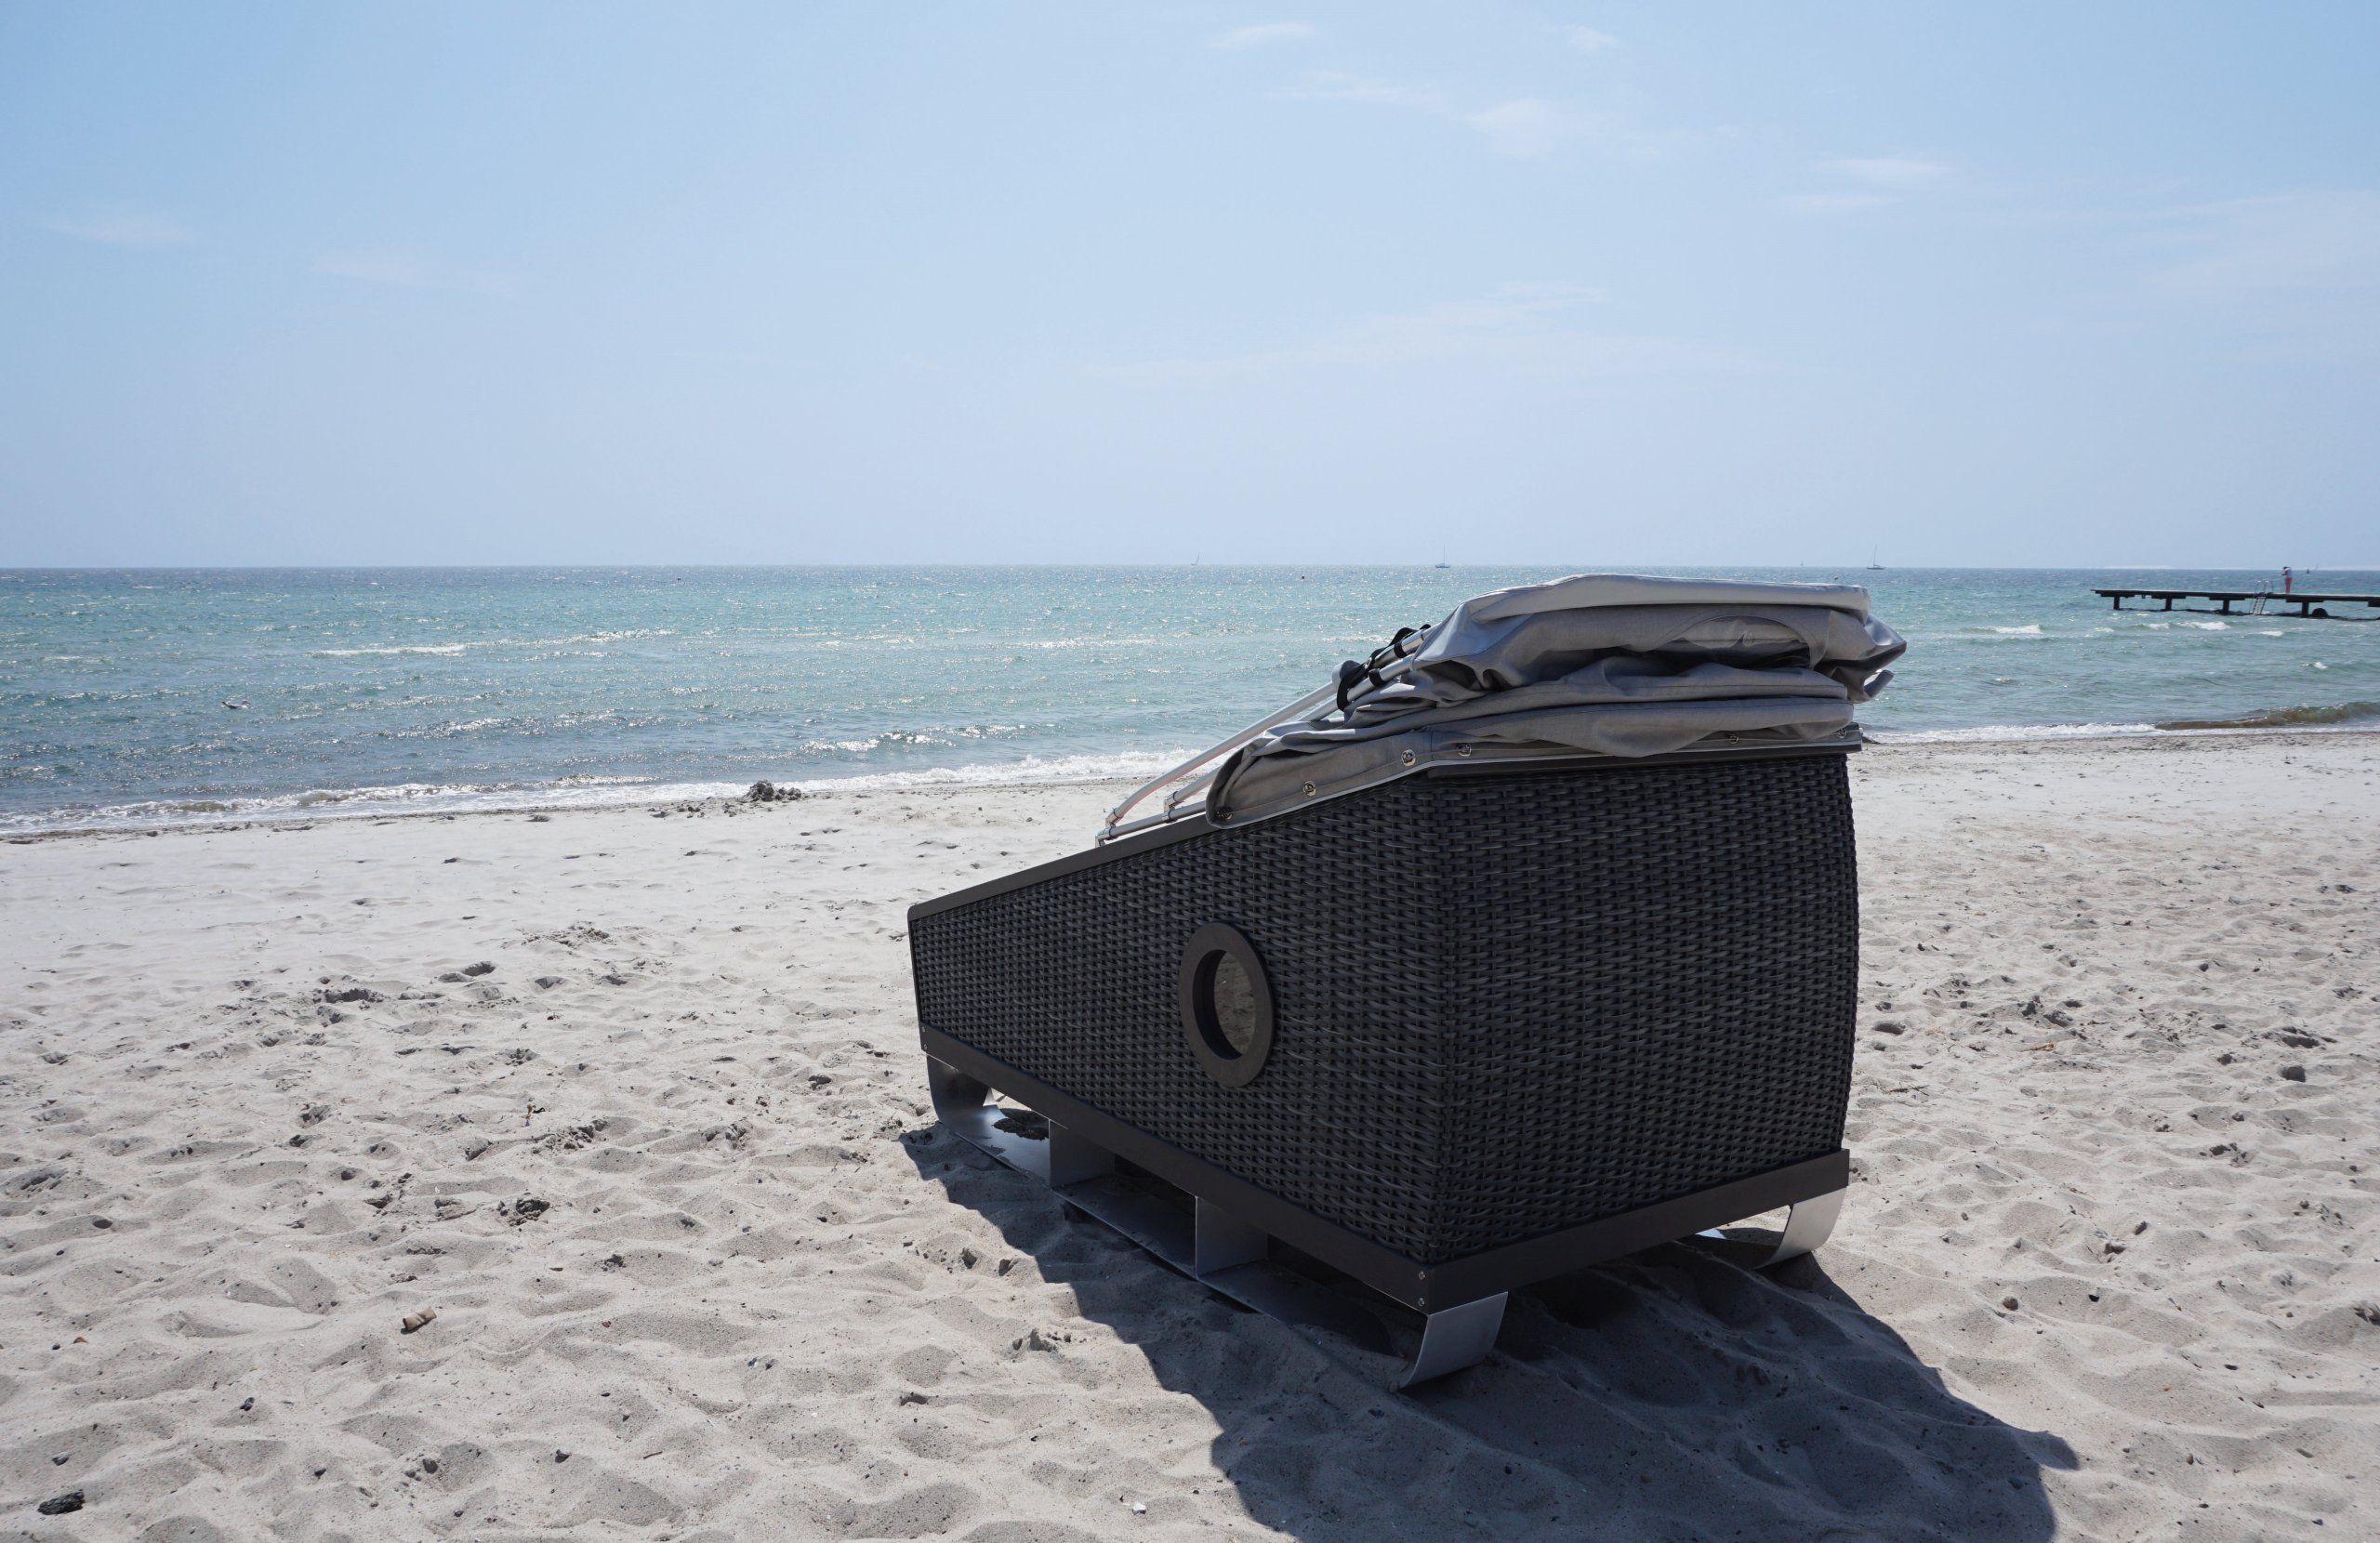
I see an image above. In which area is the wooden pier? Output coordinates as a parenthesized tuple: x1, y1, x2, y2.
(2096, 587, 2380, 619)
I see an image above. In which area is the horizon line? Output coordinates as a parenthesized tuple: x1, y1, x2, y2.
(4, 560, 2373, 574)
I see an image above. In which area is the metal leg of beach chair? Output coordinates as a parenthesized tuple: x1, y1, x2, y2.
(1690, 1184, 1847, 1270)
(1193, 1197, 1267, 1277)
(926, 1057, 993, 1141)
(927, 1057, 1114, 1187)
(1765, 1186, 1844, 1267)
(1043, 1120, 1116, 1187)
(931, 1054, 1503, 1390)
(1395, 1293, 1508, 1390)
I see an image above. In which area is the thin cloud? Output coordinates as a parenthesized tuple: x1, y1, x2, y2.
(1292, 73, 1594, 159)
(317, 249, 514, 295)
(1820, 156, 1950, 190)
(1778, 191, 1891, 214)
(1559, 25, 1620, 55)
(1295, 73, 1444, 112)
(1086, 283, 1755, 387)
(42, 209, 195, 247)
(1211, 21, 1318, 50)
(1465, 99, 1582, 159)
(1782, 155, 1952, 213)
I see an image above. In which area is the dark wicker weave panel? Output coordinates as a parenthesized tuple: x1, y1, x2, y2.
(1426, 756, 1858, 1257)
(910, 753, 1857, 1264)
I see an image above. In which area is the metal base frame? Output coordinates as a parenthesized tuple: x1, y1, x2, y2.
(927, 1055, 1841, 1389)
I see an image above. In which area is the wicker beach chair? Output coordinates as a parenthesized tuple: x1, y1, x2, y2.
(908, 574, 1904, 1387)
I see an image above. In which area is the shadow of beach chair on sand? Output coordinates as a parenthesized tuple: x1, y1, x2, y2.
(902, 1136, 2076, 1542)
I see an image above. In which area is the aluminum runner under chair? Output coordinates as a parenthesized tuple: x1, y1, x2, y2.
(907, 574, 1906, 1388)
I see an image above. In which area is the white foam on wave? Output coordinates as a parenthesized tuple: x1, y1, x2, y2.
(0, 749, 1196, 837)
(2183, 620, 2229, 630)
(1871, 717, 2380, 747)
(1, 775, 732, 836)
(310, 643, 469, 657)
(1870, 721, 2159, 745)
(787, 748, 1195, 795)
(796, 725, 1030, 757)
(1989, 625, 2045, 636)
(308, 628, 676, 659)
(1016, 637, 1168, 651)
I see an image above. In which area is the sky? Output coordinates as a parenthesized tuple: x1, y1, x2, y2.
(3, 2, 2377, 569)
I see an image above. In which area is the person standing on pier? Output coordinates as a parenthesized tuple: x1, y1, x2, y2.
(2282, 565, 2295, 595)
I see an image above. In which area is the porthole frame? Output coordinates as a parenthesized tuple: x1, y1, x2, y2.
(1177, 923, 1276, 1088)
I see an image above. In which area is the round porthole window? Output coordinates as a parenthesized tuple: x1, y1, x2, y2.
(1179, 923, 1276, 1088)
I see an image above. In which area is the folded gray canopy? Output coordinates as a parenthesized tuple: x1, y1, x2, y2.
(1197, 574, 1905, 827)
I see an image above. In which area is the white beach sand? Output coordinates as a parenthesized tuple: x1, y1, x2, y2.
(3, 733, 2374, 1541)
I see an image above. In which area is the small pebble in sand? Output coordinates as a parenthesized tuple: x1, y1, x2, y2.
(2281, 1064, 2307, 1082)
(2001, 1296, 2020, 1312)
(400, 1307, 438, 1334)
(37, 1492, 83, 1516)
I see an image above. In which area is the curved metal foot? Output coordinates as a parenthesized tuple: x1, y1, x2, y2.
(1693, 1185, 1845, 1270)
(1396, 1293, 1507, 1389)
(1766, 1186, 1844, 1267)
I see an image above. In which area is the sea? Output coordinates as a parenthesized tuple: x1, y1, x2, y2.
(4, 565, 2375, 836)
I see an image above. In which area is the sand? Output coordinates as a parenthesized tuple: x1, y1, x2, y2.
(2, 732, 2374, 1541)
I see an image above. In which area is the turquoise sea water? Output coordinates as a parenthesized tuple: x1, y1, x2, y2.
(4, 565, 2376, 834)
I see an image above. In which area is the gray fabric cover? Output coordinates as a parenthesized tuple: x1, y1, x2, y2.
(1207, 573, 1904, 824)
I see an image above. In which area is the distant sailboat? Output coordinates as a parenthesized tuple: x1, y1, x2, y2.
(1434, 547, 1451, 570)
(1865, 546, 1885, 571)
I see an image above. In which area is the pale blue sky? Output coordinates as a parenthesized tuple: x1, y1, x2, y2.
(4, 3, 2376, 567)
